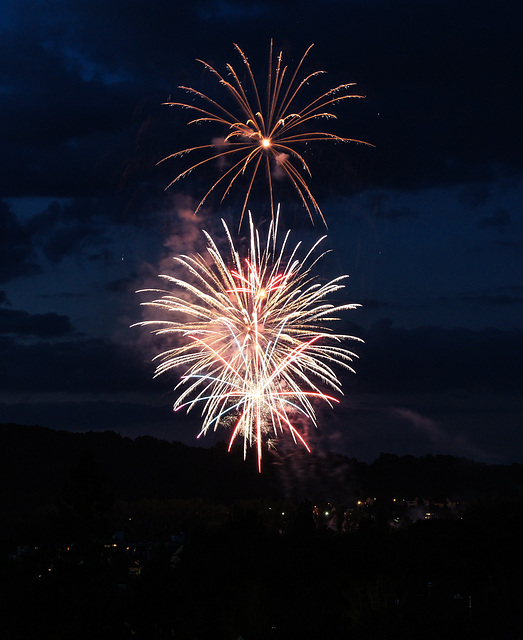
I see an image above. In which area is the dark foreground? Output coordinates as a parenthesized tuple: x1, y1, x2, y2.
(2, 424, 523, 638)
(4, 512, 523, 640)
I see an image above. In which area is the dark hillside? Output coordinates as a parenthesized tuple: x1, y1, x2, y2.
(2, 424, 523, 639)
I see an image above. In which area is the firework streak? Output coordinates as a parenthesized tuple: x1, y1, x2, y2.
(160, 41, 372, 225)
(134, 213, 362, 470)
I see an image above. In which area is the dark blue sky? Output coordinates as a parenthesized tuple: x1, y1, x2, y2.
(0, 0, 522, 463)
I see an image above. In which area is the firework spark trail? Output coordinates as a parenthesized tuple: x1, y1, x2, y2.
(134, 211, 362, 470)
(159, 41, 372, 226)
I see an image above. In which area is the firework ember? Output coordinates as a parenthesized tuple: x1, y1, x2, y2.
(134, 212, 362, 470)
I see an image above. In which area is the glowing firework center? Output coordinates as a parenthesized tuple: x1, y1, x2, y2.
(135, 214, 362, 470)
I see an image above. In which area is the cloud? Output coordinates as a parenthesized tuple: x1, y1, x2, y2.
(26, 199, 108, 263)
(324, 391, 523, 464)
(355, 321, 523, 394)
(0, 291, 10, 306)
(458, 183, 492, 208)
(0, 201, 40, 283)
(0, 0, 521, 200)
(356, 298, 393, 311)
(0, 399, 203, 444)
(0, 308, 74, 338)
(365, 192, 418, 220)
(478, 208, 511, 228)
(38, 292, 88, 301)
(198, 0, 270, 22)
(439, 286, 523, 312)
(25, 196, 161, 264)
(0, 334, 154, 393)
(492, 240, 523, 255)
(376, 206, 418, 221)
(106, 276, 138, 293)
(390, 407, 493, 461)
(462, 291, 523, 308)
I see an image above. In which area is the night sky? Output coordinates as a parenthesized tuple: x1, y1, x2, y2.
(1, 0, 522, 464)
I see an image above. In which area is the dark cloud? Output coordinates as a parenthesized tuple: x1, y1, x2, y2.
(462, 292, 523, 308)
(198, 0, 270, 22)
(458, 183, 491, 209)
(478, 208, 511, 228)
(106, 276, 137, 293)
(492, 240, 523, 255)
(356, 298, 392, 311)
(327, 396, 523, 464)
(0, 308, 74, 338)
(0, 19, 146, 196)
(0, 200, 40, 282)
(364, 193, 417, 220)
(376, 206, 418, 221)
(0, 291, 10, 306)
(0, 399, 202, 445)
(0, 335, 154, 393)
(439, 286, 523, 311)
(38, 292, 87, 301)
(2, 310, 521, 400)
(28, 198, 119, 263)
(355, 321, 523, 394)
(0, 0, 522, 199)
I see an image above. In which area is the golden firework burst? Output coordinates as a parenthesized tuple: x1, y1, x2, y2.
(159, 41, 372, 226)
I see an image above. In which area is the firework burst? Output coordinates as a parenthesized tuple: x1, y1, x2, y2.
(134, 211, 362, 470)
(159, 41, 372, 226)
